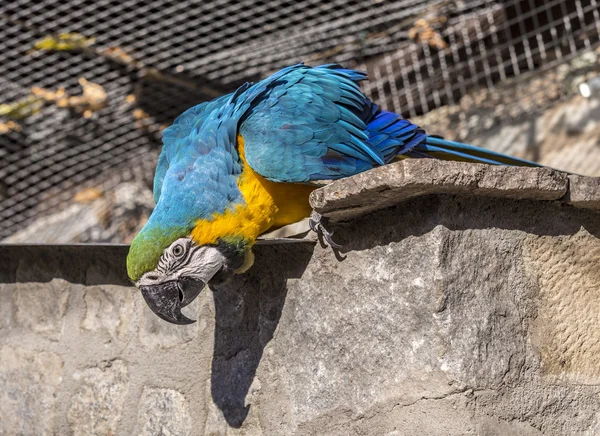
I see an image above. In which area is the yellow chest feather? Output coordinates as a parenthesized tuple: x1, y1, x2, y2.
(190, 136, 315, 246)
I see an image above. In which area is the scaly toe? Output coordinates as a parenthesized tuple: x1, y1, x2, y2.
(309, 210, 342, 249)
(323, 230, 342, 249)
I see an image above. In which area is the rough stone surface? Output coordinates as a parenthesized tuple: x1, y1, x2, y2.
(566, 174, 600, 210)
(82, 286, 135, 341)
(67, 360, 129, 436)
(2, 163, 600, 435)
(13, 278, 69, 340)
(0, 346, 63, 435)
(135, 388, 193, 436)
(476, 416, 543, 436)
(526, 230, 600, 382)
(310, 159, 569, 222)
(0, 283, 13, 332)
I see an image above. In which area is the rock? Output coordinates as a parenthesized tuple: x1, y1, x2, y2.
(0, 284, 13, 332)
(134, 388, 192, 436)
(0, 346, 63, 435)
(13, 278, 69, 340)
(263, 228, 459, 423)
(310, 159, 568, 222)
(477, 416, 543, 436)
(565, 174, 600, 210)
(0, 244, 131, 286)
(111, 182, 155, 244)
(82, 285, 135, 341)
(204, 363, 266, 435)
(526, 229, 600, 383)
(298, 394, 476, 436)
(67, 360, 128, 436)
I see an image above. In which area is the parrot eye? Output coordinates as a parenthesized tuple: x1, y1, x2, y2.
(172, 244, 184, 257)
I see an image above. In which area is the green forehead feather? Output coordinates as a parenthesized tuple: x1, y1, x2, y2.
(127, 226, 189, 281)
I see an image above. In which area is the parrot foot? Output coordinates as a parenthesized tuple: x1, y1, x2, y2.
(309, 210, 342, 249)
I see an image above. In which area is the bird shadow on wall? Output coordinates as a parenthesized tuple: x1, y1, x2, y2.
(208, 242, 314, 428)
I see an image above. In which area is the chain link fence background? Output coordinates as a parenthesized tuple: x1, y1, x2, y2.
(2, 0, 600, 241)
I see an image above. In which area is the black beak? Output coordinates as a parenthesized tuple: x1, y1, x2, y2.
(139, 277, 205, 325)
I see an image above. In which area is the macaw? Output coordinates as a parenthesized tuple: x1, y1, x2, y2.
(127, 63, 541, 324)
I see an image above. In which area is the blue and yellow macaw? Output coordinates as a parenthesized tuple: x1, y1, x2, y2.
(127, 64, 541, 324)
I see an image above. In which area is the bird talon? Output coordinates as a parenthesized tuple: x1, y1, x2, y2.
(309, 210, 342, 249)
(323, 231, 342, 249)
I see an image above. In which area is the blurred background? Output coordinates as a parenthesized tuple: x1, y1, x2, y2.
(2, 0, 600, 244)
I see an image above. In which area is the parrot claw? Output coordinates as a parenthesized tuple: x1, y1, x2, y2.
(309, 210, 342, 249)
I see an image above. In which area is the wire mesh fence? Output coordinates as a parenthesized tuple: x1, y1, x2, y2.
(1, 0, 600, 240)
(362, 0, 600, 117)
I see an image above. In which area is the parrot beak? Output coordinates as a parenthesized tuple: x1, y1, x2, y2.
(139, 277, 205, 325)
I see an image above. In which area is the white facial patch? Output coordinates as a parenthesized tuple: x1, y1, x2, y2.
(181, 246, 226, 283)
(137, 238, 226, 287)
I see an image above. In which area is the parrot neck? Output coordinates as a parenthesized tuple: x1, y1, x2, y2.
(190, 135, 315, 246)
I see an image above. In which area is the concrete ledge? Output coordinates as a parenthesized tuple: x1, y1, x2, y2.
(566, 174, 600, 209)
(310, 160, 600, 222)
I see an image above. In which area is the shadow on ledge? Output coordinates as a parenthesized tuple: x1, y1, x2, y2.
(0, 240, 313, 285)
(209, 243, 314, 428)
(0, 244, 131, 285)
(329, 194, 600, 255)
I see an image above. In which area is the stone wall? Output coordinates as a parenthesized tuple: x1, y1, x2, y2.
(1, 161, 600, 435)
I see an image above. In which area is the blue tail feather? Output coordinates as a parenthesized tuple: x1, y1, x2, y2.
(415, 143, 507, 166)
(368, 111, 399, 131)
(365, 107, 425, 162)
(420, 136, 542, 167)
(365, 106, 543, 168)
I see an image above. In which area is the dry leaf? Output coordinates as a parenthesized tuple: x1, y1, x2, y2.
(102, 46, 136, 65)
(133, 108, 149, 120)
(74, 187, 104, 203)
(409, 17, 448, 50)
(0, 121, 22, 134)
(31, 86, 66, 102)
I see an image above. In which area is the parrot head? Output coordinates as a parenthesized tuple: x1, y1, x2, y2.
(127, 215, 255, 325)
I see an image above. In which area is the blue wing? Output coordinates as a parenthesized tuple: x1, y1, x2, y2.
(237, 64, 542, 182)
(238, 64, 388, 182)
(156, 63, 541, 202)
(154, 93, 233, 202)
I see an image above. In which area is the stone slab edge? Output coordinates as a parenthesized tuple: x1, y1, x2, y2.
(565, 174, 600, 210)
(310, 159, 599, 222)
